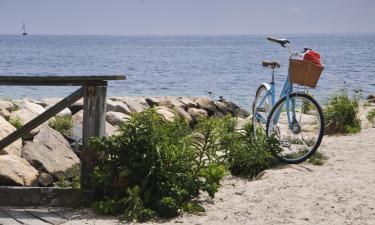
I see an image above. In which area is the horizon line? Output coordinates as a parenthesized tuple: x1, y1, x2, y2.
(0, 31, 374, 37)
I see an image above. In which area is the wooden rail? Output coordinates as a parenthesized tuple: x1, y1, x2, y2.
(0, 75, 125, 194)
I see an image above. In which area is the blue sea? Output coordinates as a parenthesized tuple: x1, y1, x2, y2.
(0, 34, 374, 108)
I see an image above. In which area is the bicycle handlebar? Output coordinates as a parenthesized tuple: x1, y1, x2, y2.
(267, 37, 290, 48)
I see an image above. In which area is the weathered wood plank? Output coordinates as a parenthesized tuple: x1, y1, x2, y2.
(48, 208, 82, 220)
(0, 187, 93, 207)
(0, 75, 126, 86)
(81, 85, 107, 189)
(0, 209, 22, 225)
(0, 87, 84, 151)
(25, 208, 67, 225)
(1, 208, 50, 225)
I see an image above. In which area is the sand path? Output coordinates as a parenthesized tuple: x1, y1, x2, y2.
(63, 128, 375, 225)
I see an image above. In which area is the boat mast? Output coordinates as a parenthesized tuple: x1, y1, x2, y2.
(22, 22, 27, 35)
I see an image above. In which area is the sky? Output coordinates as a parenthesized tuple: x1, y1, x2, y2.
(0, 0, 374, 35)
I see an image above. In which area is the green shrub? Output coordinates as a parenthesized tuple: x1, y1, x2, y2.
(55, 165, 81, 189)
(89, 109, 279, 222)
(324, 93, 361, 134)
(307, 151, 328, 166)
(49, 115, 74, 136)
(90, 109, 228, 221)
(9, 116, 23, 129)
(367, 108, 375, 127)
(225, 123, 278, 177)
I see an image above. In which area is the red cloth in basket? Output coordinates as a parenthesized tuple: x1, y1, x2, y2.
(303, 50, 322, 66)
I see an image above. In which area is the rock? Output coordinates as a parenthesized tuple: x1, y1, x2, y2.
(159, 97, 187, 110)
(0, 116, 22, 156)
(72, 110, 119, 139)
(0, 154, 38, 186)
(37, 98, 72, 117)
(178, 97, 198, 108)
(57, 108, 72, 117)
(22, 125, 80, 177)
(69, 101, 83, 115)
(174, 107, 193, 124)
(188, 108, 209, 120)
(132, 97, 150, 108)
(236, 117, 249, 130)
(9, 100, 46, 125)
(106, 99, 132, 115)
(156, 106, 177, 122)
(106, 122, 119, 136)
(367, 95, 375, 103)
(39, 98, 62, 107)
(0, 108, 10, 119)
(114, 97, 148, 113)
(220, 101, 250, 118)
(106, 111, 130, 126)
(215, 101, 230, 115)
(0, 100, 15, 111)
(38, 172, 54, 187)
(195, 97, 217, 115)
(145, 97, 160, 107)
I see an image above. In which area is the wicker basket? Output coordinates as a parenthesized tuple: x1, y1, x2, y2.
(289, 59, 324, 88)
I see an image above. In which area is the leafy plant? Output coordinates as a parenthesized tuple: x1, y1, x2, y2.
(367, 108, 375, 127)
(90, 109, 228, 221)
(225, 123, 278, 177)
(307, 151, 328, 166)
(9, 116, 23, 129)
(55, 165, 81, 189)
(89, 109, 280, 222)
(49, 115, 74, 136)
(324, 93, 361, 135)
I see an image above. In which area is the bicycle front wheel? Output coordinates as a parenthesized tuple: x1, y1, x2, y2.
(266, 93, 324, 164)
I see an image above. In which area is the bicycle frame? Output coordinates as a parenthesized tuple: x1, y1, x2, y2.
(255, 42, 300, 129)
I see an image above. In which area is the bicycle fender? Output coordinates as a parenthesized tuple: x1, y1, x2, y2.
(261, 83, 272, 91)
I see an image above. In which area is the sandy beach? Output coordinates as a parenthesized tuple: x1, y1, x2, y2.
(60, 127, 375, 225)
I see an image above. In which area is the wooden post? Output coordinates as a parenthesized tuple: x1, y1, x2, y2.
(81, 84, 107, 189)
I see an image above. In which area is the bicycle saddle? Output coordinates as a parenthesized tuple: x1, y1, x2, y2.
(262, 60, 281, 69)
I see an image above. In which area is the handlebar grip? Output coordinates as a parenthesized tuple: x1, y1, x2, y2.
(267, 37, 290, 47)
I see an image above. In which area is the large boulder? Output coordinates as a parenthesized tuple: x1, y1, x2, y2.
(0, 108, 10, 119)
(0, 116, 22, 156)
(145, 97, 160, 107)
(9, 100, 46, 125)
(106, 99, 131, 115)
(0, 154, 38, 186)
(187, 108, 209, 121)
(72, 110, 119, 139)
(0, 100, 15, 111)
(174, 107, 193, 124)
(156, 106, 177, 122)
(22, 125, 80, 177)
(217, 100, 250, 118)
(179, 97, 198, 108)
(113, 97, 148, 113)
(195, 97, 217, 115)
(159, 97, 187, 110)
(106, 111, 131, 126)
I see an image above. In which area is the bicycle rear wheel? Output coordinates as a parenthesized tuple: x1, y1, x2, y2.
(266, 93, 324, 164)
(252, 84, 271, 132)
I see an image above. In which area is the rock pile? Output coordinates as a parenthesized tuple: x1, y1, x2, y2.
(0, 96, 250, 187)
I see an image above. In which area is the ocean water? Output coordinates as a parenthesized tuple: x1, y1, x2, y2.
(0, 34, 374, 108)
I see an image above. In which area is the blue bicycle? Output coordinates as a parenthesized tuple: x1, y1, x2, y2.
(253, 37, 324, 164)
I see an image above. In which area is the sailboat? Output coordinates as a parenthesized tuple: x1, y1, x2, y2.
(22, 22, 27, 36)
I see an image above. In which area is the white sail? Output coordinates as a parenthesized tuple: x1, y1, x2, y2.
(22, 22, 27, 35)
